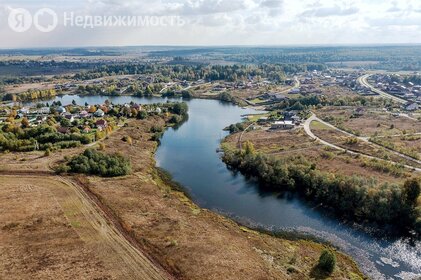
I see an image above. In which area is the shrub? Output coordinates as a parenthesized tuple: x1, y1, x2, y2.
(150, 125, 164, 133)
(65, 149, 131, 177)
(121, 136, 133, 145)
(222, 146, 421, 234)
(318, 250, 336, 274)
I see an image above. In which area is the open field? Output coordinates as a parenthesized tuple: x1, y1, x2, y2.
(316, 107, 421, 137)
(225, 128, 409, 183)
(82, 118, 364, 280)
(0, 175, 169, 280)
(310, 120, 421, 170)
(372, 134, 421, 160)
(0, 116, 365, 280)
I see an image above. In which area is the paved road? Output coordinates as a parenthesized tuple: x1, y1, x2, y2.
(357, 74, 407, 104)
(303, 113, 421, 172)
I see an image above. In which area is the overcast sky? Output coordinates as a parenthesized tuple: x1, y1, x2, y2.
(1, 0, 421, 48)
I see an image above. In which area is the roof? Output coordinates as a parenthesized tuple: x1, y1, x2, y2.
(273, 121, 294, 125)
(96, 119, 107, 125)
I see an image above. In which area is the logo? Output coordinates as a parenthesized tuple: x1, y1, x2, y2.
(8, 8, 58, 33)
(34, 8, 58, 32)
(8, 8, 32, 32)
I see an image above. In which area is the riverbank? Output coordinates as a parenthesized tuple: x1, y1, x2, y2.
(0, 97, 365, 279)
(222, 128, 420, 237)
(69, 117, 365, 279)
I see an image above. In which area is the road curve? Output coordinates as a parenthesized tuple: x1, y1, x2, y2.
(303, 113, 421, 172)
(357, 74, 407, 104)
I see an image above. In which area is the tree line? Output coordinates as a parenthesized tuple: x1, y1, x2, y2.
(223, 141, 420, 235)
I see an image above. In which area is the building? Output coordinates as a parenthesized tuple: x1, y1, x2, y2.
(64, 114, 75, 123)
(94, 109, 105, 117)
(353, 107, 365, 116)
(79, 111, 90, 119)
(57, 127, 70, 134)
(95, 119, 108, 130)
(271, 120, 295, 130)
(405, 103, 419, 111)
(56, 107, 66, 114)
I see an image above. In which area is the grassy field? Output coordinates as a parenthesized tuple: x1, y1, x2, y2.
(316, 107, 421, 137)
(225, 127, 409, 183)
(0, 176, 168, 280)
(0, 116, 366, 280)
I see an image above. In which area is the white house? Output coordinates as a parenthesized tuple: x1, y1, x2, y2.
(271, 120, 295, 130)
(94, 109, 105, 117)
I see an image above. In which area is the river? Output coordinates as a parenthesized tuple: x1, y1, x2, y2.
(35, 95, 421, 280)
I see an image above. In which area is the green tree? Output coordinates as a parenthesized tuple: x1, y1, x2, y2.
(243, 141, 255, 155)
(318, 250, 336, 274)
(403, 178, 420, 206)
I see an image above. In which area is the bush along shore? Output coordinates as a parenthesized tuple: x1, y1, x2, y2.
(222, 141, 421, 236)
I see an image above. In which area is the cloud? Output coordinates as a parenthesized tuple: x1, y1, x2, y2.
(177, 0, 250, 16)
(300, 5, 359, 18)
(260, 0, 283, 8)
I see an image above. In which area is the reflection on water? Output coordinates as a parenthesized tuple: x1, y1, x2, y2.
(36, 95, 420, 280)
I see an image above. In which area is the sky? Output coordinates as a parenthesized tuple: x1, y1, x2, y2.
(0, 0, 421, 48)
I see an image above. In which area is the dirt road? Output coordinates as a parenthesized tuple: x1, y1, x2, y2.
(0, 174, 171, 280)
(303, 113, 421, 172)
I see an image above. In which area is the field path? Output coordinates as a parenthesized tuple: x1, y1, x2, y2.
(303, 113, 421, 172)
(0, 174, 171, 280)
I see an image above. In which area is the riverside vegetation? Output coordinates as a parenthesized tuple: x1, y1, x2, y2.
(222, 141, 421, 236)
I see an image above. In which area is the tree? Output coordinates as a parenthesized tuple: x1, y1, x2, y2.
(171, 102, 188, 116)
(60, 118, 71, 127)
(318, 250, 336, 274)
(137, 110, 148, 120)
(243, 141, 255, 155)
(21, 117, 30, 128)
(403, 178, 420, 206)
(89, 106, 97, 113)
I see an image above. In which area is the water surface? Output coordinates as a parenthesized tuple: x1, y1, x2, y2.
(37, 95, 421, 280)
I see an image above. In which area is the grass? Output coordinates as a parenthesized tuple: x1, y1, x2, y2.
(311, 121, 332, 130)
(247, 113, 268, 122)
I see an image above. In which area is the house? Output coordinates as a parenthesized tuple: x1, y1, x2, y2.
(289, 88, 301, 94)
(36, 116, 47, 124)
(79, 111, 89, 119)
(353, 107, 365, 116)
(265, 93, 289, 102)
(271, 121, 295, 130)
(18, 107, 30, 115)
(57, 127, 70, 134)
(37, 107, 50, 114)
(56, 106, 66, 114)
(131, 103, 142, 110)
(83, 127, 92, 133)
(64, 114, 75, 123)
(405, 103, 419, 111)
(95, 119, 108, 130)
(291, 115, 301, 124)
(155, 107, 162, 114)
(258, 117, 269, 124)
(94, 109, 105, 117)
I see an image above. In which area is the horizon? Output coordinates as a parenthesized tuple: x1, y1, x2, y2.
(2, 43, 421, 51)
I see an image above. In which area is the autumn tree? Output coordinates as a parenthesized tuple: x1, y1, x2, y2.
(21, 117, 30, 128)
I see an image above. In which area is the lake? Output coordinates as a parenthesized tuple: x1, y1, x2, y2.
(36, 95, 421, 280)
